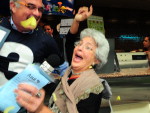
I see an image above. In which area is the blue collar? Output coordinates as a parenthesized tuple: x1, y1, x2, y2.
(10, 17, 34, 34)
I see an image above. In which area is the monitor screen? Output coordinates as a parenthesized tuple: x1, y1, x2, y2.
(43, 0, 74, 17)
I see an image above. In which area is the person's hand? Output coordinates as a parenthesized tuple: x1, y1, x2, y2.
(145, 51, 150, 60)
(145, 51, 150, 54)
(14, 83, 45, 113)
(75, 5, 93, 22)
(70, 5, 93, 34)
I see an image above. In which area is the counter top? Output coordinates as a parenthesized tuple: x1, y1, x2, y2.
(99, 68, 150, 78)
(99, 67, 150, 107)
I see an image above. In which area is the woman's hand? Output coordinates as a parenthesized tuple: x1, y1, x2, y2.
(75, 5, 93, 22)
(14, 83, 45, 113)
(70, 5, 93, 34)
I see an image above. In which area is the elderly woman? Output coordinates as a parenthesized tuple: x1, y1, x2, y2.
(15, 28, 110, 113)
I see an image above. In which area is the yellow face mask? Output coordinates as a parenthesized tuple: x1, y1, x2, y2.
(20, 16, 37, 29)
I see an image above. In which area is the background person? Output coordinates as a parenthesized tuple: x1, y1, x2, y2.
(43, 23, 65, 60)
(143, 36, 150, 52)
(43, 24, 54, 37)
(15, 28, 110, 113)
(143, 36, 150, 66)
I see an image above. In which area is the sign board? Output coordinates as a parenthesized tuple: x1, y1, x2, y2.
(59, 18, 73, 35)
(87, 15, 105, 34)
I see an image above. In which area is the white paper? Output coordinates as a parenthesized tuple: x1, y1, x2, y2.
(0, 64, 50, 113)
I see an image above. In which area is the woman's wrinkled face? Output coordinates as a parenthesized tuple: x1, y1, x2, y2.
(71, 37, 99, 72)
(10, 0, 43, 31)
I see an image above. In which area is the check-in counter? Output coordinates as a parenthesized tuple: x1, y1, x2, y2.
(99, 68, 150, 107)
(116, 52, 148, 68)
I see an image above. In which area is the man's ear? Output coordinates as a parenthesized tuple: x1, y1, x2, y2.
(10, 1, 17, 13)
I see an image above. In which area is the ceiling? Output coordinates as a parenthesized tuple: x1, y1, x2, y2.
(75, 0, 150, 11)
(1, 0, 150, 17)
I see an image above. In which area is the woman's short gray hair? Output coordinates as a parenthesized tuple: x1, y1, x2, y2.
(80, 28, 110, 70)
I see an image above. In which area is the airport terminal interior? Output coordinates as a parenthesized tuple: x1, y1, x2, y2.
(1, 0, 150, 112)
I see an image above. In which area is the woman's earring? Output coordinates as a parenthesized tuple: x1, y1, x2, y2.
(89, 63, 95, 69)
(89, 65, 93, 69)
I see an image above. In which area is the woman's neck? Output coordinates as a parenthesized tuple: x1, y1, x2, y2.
(71, 67, 92, 75)
(71, 69, 82, 75)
